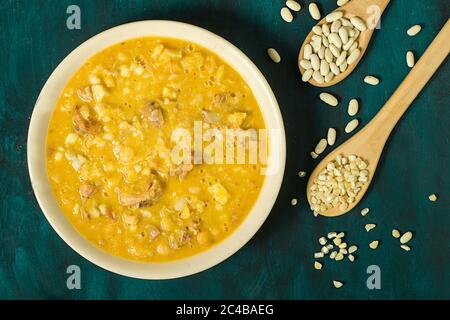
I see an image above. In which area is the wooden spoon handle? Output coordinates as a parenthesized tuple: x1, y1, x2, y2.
(371, 19, 450, 135)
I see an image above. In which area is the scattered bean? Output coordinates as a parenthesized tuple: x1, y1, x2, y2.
(267, 48, 281, 63)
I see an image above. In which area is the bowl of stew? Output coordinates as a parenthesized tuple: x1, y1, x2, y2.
(28, 20, 285, 279)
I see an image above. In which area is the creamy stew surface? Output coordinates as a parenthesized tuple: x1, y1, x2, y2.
(46, 37, 266, 262)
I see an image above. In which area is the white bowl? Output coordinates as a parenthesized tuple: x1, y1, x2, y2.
(28, 20, 286, 279)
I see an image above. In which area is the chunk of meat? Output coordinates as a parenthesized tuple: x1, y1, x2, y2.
(141, 102, 164, 128)
(179, 230, 192, 245)
(79, 182, 97, 198)
(168, 230, 192, 250)
(72, 105, 102, 135)
(148, 225, 160, 240)
(98, 204, 116, 220)
(77, 87, 93, 102)
(118, 176, 163, 208)
(170, 163, 194, 180)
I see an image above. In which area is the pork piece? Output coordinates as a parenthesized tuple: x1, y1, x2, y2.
(79, 182, 97, 198)
(72, 105, 102, 135)
(141, 102, 164, 128)
(168, 230, 192, 250)
(76, 87, 93, 102)
(170, 163, 194, 180)
(118, 176, 163, 208)
(148, 224, 161, 240)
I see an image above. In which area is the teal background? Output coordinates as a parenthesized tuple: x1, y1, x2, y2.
(0, 0, 449, 299)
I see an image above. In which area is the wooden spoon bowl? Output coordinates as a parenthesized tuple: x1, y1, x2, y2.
(299, 0, 391, 87)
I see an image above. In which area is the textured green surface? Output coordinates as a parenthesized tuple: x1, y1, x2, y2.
(0, 0, 449, 299)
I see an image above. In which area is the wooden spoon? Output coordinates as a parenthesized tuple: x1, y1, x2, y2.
(299, 0, 391, 87)
(307, 19, 450, 217)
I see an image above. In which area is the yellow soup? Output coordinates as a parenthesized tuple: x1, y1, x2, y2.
(46, 37, 266, 262)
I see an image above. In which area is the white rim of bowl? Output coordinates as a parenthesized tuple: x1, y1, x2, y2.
(27, 20, 286, 279)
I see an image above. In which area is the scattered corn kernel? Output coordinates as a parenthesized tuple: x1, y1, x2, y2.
(361, 208, 370, 216)
(400, 244, 411, 251)
(348, 245, 358, 254)
(369, 240, 379, 249)
(392, 229, 401, 238)
(298, 171, 307, 178)
(314, 252, 324, 259)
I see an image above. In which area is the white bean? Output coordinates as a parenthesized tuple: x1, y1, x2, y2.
(339, 61, 348, 72)
(267, 48, 281, 63)
(320, 60, 330, 76)
(329, 44, 341, 58)
(343, 37, 355, 51)
(345, 119, 359, 133)
(337, 0, 349, 7)
(349, 41, 358, 53)
(320, 92, 339, 106)
(330, 62, 340, 75)
(280, 7, 293, 23)
(327, 128, 337, 146)
(326, 11, 344, 23)
(340, 17, 352, 27)
(331, 20, 342, 33)
(329, 33, 343, 48)
(312, 26, 323, 35)
(313, 70, 325, 83)
(325, 48, 333, 63)
(406, 51, 415, 68)
(351, 16, 367, 31)
(300, 59, 312, 69)
(347, 48, 360, 64)
(322, 36, 330, 47)
(311, 54, 320, 71)
(348, 99, 359, 116)
(318, 47, 325, 60)
(309, 3, 321, 20)
(338, 27, 349, 44)
(407, 24, 422, 36)
(286, 0, 301, 12)
(315, 139, 328, 154)
(322, 23, 330, 36)
(364, 75, 380, 85)
(336, 51, 347, 66)
(325, 72, 334, 83)
(302, 69, 314, 82)
(312, 36, 322, 52)
(304, 44, 313, 60)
